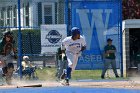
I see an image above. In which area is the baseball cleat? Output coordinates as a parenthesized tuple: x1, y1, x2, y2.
(65, 79, 69, 86)
(60, 79, 69, 86)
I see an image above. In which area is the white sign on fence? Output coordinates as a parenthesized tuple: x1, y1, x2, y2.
(41, 24, 67, 55)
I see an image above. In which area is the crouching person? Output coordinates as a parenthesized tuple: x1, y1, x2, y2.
(22, 56, 34, 79)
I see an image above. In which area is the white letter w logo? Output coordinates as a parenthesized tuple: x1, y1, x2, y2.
(76, 9, 112, 50)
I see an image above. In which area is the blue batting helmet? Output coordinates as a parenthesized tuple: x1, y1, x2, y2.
(71, 27, 80, 36)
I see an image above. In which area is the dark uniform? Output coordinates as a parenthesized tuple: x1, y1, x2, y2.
(56, 47, 67, 80)
(101, 38, 119, 79)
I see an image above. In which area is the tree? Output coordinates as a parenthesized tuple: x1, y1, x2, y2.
(123, 0, 140, 20)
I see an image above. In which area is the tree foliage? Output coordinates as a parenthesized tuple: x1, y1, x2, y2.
(123, 0, 140, 20)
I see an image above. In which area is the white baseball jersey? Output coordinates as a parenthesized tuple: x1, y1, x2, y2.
(62, 35, 86, 54)
(61, 35, 86, 70)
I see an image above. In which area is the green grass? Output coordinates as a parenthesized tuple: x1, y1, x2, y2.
(36, 67, 56, 81)
(72, 70, 102, 80)
(36, 67, 102, 81)
(36, 67, 128, 81)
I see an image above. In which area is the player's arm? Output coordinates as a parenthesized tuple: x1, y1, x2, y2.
(81, 45, 86, 51)
(81, 36, 86, 51)
(108, 45, 116, 53)
(108, 50, 116, 53)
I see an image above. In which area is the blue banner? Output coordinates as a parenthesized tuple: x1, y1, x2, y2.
(71, 1, 121, 69)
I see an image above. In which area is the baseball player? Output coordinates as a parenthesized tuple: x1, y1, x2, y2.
(101, 38, 119, 79)
(60, 27, 86, 85)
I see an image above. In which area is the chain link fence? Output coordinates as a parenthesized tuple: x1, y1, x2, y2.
(0, 0, 66, 82)
(0, 0, 122, 84)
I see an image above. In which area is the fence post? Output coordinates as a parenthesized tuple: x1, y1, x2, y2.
(65, 0, 69, 36)
(120, 0, 123, 77)
(17, 0, 22, 79)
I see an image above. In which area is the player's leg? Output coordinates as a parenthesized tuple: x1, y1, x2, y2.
(64, 54, 79, 85)
(111, 59, 119, 78)
(61, 52, 72, 78)
(101, 59, 110, 79)
(71, 54, 79, 71)
(65, 66, 72, 85)
(60, 52, 73, 85)
(60, 66, 71, 86)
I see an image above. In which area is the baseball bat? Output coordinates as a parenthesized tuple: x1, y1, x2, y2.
(17, 84, 42, 88)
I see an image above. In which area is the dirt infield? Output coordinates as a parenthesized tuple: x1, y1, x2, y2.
(0, 79, 140, 89)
